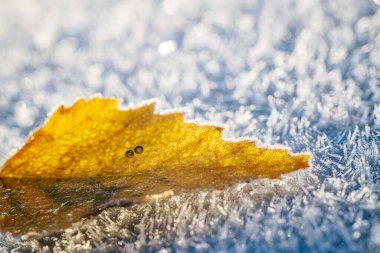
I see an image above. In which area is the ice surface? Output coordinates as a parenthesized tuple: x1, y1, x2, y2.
(0, 0, 379, 252)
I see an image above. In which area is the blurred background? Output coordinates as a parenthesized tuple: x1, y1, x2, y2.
(0, 0, 380, 252)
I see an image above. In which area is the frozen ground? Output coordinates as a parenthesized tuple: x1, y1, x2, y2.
(0, 0, 380, 252)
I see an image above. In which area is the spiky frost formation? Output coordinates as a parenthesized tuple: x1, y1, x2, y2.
(0, 0, 379, 252)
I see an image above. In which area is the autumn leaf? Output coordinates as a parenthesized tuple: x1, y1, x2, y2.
(0, 97, 310, 236)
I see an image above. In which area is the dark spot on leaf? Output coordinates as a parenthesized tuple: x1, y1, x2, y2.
(125, 150, 134, 158)
(134, 145, 143, 154)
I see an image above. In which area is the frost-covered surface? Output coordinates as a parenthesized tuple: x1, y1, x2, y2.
(0, 0, 380, 252)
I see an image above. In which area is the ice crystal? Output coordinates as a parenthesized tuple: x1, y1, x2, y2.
(0, 0, 379, 252)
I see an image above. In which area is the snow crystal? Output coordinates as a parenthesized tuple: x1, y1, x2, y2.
(158, 40, 178, 56)
(0, 0, 379, 252)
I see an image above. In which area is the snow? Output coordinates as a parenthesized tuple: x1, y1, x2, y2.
(0, 0, 379, 252)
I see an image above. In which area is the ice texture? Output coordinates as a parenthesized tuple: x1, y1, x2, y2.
(0, 0, 379, 252)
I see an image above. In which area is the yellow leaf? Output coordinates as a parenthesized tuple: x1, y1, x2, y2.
(0, 97, 309, 236)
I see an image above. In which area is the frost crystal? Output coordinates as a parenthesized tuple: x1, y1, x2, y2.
(0, 0, 379, 252)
